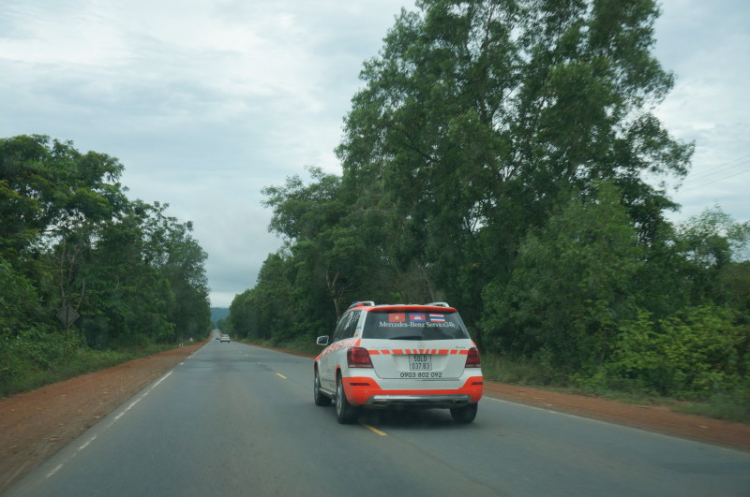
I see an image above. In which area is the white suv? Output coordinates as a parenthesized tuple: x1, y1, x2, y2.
(314, 301, 483, 424)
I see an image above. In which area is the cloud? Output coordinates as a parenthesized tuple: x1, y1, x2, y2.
(653, 0, 750, 223)
(2, 0, 746, 308)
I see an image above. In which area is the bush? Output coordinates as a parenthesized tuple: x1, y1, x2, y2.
(605, 306, 744, 397)
(480, 350, 569, 386)
(0, 329, 83, 396)
(0, 329, 178, 398)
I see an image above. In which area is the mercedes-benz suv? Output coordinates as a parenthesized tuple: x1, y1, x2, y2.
(313, 301, 483, 424)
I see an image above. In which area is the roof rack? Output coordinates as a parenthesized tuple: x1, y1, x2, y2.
(348, 301, 375, 309)
(425, 302, 450, 307)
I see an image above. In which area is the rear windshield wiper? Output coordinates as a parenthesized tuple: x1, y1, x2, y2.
(390, 335, 424, 340)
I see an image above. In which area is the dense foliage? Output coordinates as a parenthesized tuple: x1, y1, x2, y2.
(1, 135, 210, 396)
(229, 0, 749, 403)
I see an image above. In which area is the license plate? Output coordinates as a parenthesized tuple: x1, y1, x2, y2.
(409, 354, 432, 371)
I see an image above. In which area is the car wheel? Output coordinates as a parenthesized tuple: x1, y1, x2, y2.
(450, 403, 478, 423)
(335, 374, 358, 424)
(314, 367, 331, 406)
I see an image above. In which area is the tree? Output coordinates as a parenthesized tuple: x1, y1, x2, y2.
(263, 168, 374, 318)
(0, 134, 210, 347)
(1, 134, 212, 395)
(0, 135, 132, 332)
(607, 306, 745, 396)
(79, 203, 174, 347)
(230, 253, 299, 341)
(481, 181, 643, 368)
(336, 0, 692, 332)
(675, 206, 750, 306)
(0, 135, 126, 257)
(0, 256, 47, 339)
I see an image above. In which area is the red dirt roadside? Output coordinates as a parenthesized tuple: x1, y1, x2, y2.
(1, 341, 749, 493)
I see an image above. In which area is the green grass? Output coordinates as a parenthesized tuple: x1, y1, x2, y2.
(1, 342, 181, 399)
(480, 352, 569, 387)
(673, 392, 750, 424)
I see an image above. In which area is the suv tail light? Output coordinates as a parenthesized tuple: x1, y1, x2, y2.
(347, 347, 373, 368)
(466, 347, 481, 368)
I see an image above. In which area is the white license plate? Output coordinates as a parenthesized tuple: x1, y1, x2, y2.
(409, 354, 432, 371)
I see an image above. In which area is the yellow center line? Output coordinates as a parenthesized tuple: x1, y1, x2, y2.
(360, 423, 388, 437)
(275, 373, 287, 380)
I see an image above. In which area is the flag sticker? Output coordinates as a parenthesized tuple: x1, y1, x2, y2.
(409, 313, 427, 322)
(429, 314, 445, 323)
(389, 313, 406, 323)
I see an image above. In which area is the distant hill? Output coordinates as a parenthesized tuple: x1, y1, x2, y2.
(210, 307, 230, 325)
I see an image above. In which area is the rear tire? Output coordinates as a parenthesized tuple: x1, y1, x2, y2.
(450, 403, 478, 423)
(335, 374, 358, 424)
(314, 368, 332, 406)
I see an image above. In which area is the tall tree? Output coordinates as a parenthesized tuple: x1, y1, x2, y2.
(336, 0, 692, 331)
(675, 207, 750, 306)
(263, 168, 371, 317)
(0, 135, 126, 257)
(0, 134, 210, 346)
(481, 181, 643, 368)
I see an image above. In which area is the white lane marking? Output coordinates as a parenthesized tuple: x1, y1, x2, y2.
(151, 372, 172, 389)
(110, 398, 141, 425)
(78, 435, 97, 451)
(41, 352, 200, 481)
(46, 464, 63, 478)
(106, 371, 172, 428)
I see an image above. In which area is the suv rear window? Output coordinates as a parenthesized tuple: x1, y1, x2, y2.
(362, 311, 470, 340)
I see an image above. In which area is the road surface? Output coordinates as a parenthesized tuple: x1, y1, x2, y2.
(5, 342, 750, 496)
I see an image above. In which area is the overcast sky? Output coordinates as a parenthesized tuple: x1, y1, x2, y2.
(1, 0, 748, 308)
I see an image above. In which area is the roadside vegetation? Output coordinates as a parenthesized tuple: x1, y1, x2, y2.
(223, 0, 750, 423)
(2, 335, 184, 397)
(1, 135, 211, 398)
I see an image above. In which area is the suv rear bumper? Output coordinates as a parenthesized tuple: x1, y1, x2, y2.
(365, 394, 472, 408)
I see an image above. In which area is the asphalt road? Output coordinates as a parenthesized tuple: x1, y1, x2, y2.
(5, 342, 750, 496)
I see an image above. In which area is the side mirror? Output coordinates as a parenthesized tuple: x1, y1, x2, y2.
(316, 335, 329, 346)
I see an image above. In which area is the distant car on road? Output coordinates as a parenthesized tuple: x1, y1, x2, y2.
(314, 301, 483, 424)
(220, 334, 231, 343)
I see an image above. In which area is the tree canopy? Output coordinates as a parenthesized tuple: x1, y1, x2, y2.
(231, 0, 747, 400)
(1, 135, 211, 395)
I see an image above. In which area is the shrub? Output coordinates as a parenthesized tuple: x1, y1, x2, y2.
(606, 306, 744, 397)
